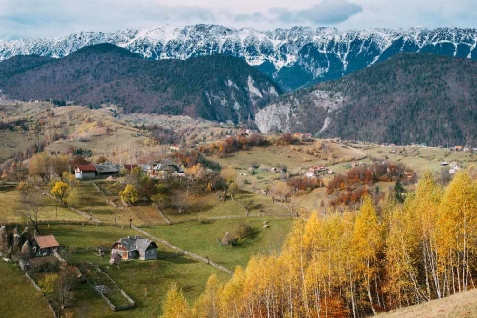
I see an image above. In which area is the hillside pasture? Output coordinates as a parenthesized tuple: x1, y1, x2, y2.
(0, 130, 38, 160)
(0, 261, 52, 318)
(161, 190, 291, 224)
(143, 217, 294, 269)
(361, 145, 476, 175)
(44, 106, 162, 162)
(44, 224, 230, 317)
(378, 288, 477, 318)
(0, 187, 89, 224)
(70, 181, 169, 226)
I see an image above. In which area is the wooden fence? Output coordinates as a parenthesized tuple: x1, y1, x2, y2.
(84, 262, 135, 311)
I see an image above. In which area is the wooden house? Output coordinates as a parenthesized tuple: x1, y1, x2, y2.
(95, 162, 121, 178)
(111, 236, 158, 261)
(31, 235, 60, 256)
(74, 165, 97, 179)
(149, 159, 184, 178)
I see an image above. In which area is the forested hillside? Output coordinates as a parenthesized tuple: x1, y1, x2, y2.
(256, 53, 477, 146)
(0, 44, 281, 123)
(160, 171, 477, 317)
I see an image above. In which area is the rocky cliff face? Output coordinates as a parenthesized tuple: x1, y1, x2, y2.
(1, 25, 476, 90)
(255, 90, 345, 133)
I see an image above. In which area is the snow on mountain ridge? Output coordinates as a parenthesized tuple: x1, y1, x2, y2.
(1, 25, 476, 90)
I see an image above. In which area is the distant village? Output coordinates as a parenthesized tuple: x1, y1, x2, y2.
(74, 159, 185, 180)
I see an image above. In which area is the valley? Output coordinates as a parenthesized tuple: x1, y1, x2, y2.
(0, 21, 476, 318)
(1, 96, 476, 316)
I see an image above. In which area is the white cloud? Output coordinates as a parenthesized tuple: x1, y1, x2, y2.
(0, 0, 476, 40)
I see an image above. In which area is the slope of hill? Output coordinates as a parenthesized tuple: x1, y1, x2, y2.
(0, 25, 476, 90)
(256, 53, 477, 146)
(0, 44, 281, 123)
(378, 289, 477, 317)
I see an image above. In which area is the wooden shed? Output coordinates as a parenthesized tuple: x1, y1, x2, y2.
(31, 235, 60, 256)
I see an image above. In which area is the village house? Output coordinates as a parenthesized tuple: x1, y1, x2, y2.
(31, 235, 60, 257)
(169, 145, 181, 152)
(111, 236, 158, 261)
(95, 162, 121, 178)
(148, 159, 185, 178)
(74, 165, 97, 179)
(449, 161, 461, 174)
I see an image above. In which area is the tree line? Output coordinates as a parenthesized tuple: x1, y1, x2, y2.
(160, 170, 477, 317)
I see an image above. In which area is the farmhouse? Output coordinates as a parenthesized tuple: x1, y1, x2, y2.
(74, 165, 97, 179)
(169, 144, 181, 152)
(31, 235, 60, 256)
(95, 162, 121, 178)
(111, 236, 158, 261)
(149, 159, 185, 178)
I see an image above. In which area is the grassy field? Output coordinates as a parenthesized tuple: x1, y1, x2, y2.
(0, 261, 52, 318)
(43, 224, 231, 317)
(42, 218, 293, 315)
(144, 217, 294, 269)
(71, 181, 168, 226)
(0, 188, 89, 224)
(210, 142, 366, 193)
(359, 145, 476, 175)
(162, 190, 291, 223)
(378, 289, 477, 317)
(0, 131, 38, 160)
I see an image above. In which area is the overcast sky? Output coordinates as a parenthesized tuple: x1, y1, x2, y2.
(0, 0, 476, 40)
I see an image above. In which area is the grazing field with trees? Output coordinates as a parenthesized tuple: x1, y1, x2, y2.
(161, 171, 477, 317)
(1, 95, 477, 316)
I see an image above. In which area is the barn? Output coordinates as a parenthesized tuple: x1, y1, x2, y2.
(95, 162, 121, 178)
(74, 165, 97, 179)
(31, 235, 60, 256)
(111, 236, 158, 261)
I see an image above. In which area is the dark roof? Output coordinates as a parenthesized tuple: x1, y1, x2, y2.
(75, 165, 97, 173)
(95, 162, 121, 174)
(33, 235, 59, 249)
(154, 159, 184, 173)
(114, 236, 157, 253)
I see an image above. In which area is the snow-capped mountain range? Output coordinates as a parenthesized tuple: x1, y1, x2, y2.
(1, 24, 476, 90)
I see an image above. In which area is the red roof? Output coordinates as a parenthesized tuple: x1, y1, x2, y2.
(75, 165, 96, 172)
(34, 235, 59, 249)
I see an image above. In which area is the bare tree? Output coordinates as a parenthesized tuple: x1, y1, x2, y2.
(50, 266, 78, 316)
(271, 180, 292, 203)
(239, 198, 254, 216)
(16, 182, 44, 235)
(172, 191, 188, 214)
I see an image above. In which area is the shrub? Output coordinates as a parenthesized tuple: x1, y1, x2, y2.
(119, 184, 138, 205)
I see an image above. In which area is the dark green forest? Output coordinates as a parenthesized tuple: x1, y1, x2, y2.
(277, 53, 477, 146)
(0, 44, 281, 123)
